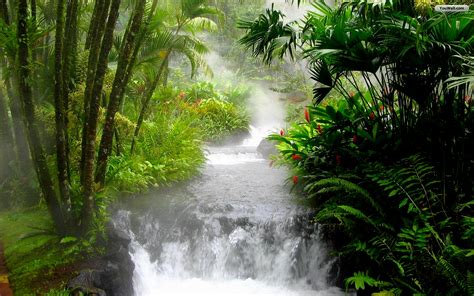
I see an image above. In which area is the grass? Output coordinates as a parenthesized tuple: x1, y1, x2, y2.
(0, 207, 83, 295)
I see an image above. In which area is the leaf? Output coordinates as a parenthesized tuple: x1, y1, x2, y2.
(60, 236, 78, 244)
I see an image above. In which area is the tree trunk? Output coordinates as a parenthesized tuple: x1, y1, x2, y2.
(0, 0, 33, 177)
(62, 0, 79, 180)
(84, 0, 100, 51)
(0, 0, 14, 182)
(53, 0, 72, 224)
(130, 52, 169, 154)
(80, 0, 111, 183)
(17, 0, 65, 235)
(0, 86, 15, 182)
(81, 0, 121, 234)
(95, 0, 147, 185)
(0, 0, 9, 23)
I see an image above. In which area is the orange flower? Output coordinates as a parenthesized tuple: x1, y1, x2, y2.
(317, 124, 323, 134)
(292, 176, 299, 184)
(304, 108, 310, 123)
(292, 154, 302, 161)
(349, 92, 355, 98)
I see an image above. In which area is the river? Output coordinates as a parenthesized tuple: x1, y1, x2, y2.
(113, 125, 344, 296)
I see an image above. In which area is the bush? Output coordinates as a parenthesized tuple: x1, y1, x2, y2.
(270, 96, 474, 295)
(107, 113, 205, 192)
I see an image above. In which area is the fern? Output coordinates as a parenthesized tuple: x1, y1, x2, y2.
(345, 271, 392, 291)
(437, 257, 467, 293)
(305, 177, 384, 214)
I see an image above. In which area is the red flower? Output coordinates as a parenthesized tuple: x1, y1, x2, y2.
(304, 108, 310, 123)
(279, 129, 285, 136)
(369, 112, 375, 121)
(317, 124, 323, 134)
(352, 135, 358, 143)
(292, 176, 299, 184)
(292, 154, 302, 161)
(336, 154, 342, 166)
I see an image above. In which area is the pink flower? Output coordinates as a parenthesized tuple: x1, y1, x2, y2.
(279, 129, 285, 136)
(304, 108, 310, 123)
(292, 176, 299, 184)
(292, 154, 302, 161)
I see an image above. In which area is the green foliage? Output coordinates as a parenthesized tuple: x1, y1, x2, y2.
(190, 98, 250, 143)
(345, 271, 391, 291)
(0, 209, 85, 295)
(107, 108, 206, 192)
(268, 73, 472, 295)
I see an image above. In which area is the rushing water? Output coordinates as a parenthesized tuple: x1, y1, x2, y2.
(113, 126, 344, 296)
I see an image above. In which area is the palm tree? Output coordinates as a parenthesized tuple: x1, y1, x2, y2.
(130, 0, 220, 154)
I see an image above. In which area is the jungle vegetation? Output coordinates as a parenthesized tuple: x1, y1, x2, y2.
(0, 0, 472, 295)
(240, 0, 474, 294)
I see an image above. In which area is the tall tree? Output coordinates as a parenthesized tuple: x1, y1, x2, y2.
(130, 0, 219, 154)
(95, 0, 147, 185)
(80, 0, 121, 233)
(16, 0, 65, 234)
(53, 0, 71, 223)
(0, 0, 32, 176)
(61, 0, 80, 180)
(80, 0, 111, 182)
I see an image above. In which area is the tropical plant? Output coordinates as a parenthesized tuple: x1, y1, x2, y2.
(129, 0, 221, 153)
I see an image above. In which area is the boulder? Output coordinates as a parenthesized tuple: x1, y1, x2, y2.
(68, 225, 135, 296)
(67, 270, 106, 296)
(257, 138, 278, 159)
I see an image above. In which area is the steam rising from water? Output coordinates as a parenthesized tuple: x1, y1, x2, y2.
(265, 0, 312, 22)
(117, 4, 346, 295)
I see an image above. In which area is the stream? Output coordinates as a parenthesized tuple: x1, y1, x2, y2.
(113, 126, 344, 296)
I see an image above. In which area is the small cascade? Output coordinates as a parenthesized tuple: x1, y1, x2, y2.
(113, 138, 344, 296)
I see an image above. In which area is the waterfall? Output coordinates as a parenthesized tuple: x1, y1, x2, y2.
(113, 141, 345, 296)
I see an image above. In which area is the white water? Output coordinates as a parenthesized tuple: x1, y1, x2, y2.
(113, 131, 345, 295)
(112, 81, 344, 295)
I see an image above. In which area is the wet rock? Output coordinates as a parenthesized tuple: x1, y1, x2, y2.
(68, 225, 135, 296)
(67, 270, 106, 296)
(98, 225, 135, 296)
(257, 138, 278, 158)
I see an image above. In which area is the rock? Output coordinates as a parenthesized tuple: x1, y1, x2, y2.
(98, 224, 135, 296)
(67, 270, 106, 296)
(257, 138, 278, 159)
(68, 225, 135, 296)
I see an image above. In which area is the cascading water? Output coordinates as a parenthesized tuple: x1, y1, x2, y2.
(113, 82, 344, 295)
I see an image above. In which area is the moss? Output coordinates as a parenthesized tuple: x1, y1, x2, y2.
(0, 208, 82, 295)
